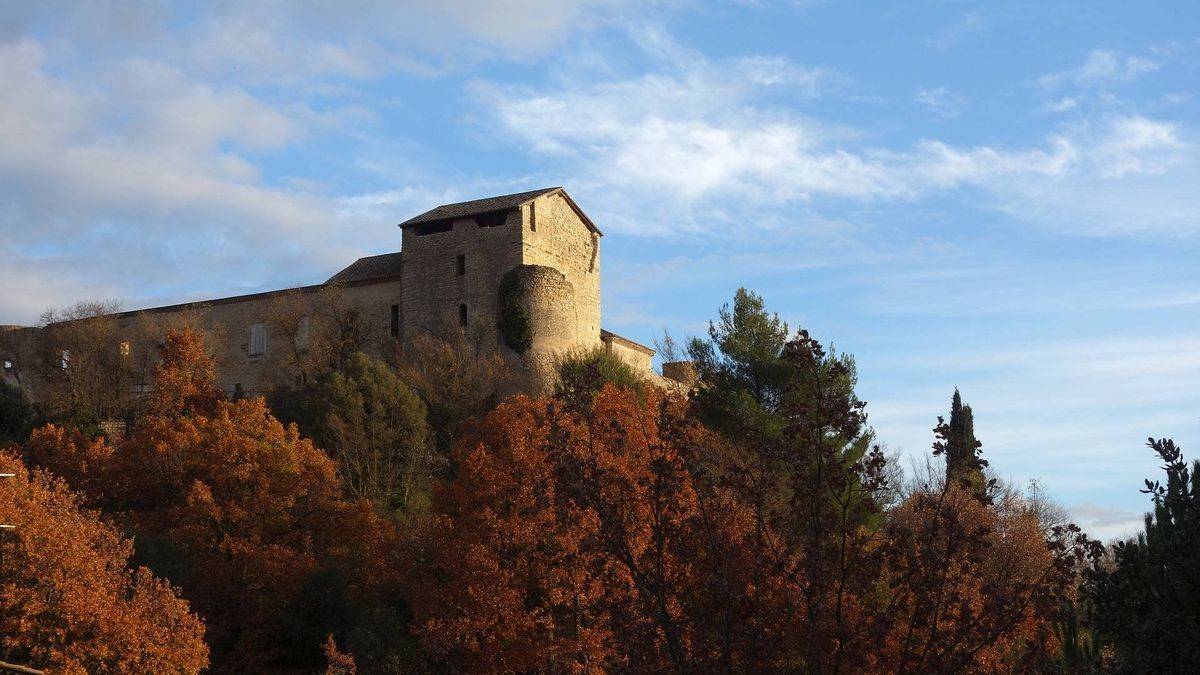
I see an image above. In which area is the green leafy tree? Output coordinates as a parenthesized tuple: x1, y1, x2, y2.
(313, 352, 434, 516)
(1084, 438, 1200, 673)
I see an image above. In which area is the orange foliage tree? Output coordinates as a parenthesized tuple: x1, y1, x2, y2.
(19, 329, 402, 672)
(0, 452, 208, 674)
(411, 384, 802, 671)
(877, 485, 1085, 673)
(413, 330, 1092, 673)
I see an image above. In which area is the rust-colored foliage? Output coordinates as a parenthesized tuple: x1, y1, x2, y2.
(145, 327, 224, 419)
(413, 329, 1091, 673)
(412, 384, 795, 672)
(877, 486, 1076, 673)
(0, 452, 208, 674)
(19, 329, 396, 670)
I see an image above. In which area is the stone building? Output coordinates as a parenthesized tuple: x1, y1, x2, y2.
(1, 187, 665, 399)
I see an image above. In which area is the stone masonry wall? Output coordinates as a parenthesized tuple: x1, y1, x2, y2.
(108, 279, 402, 397)
(399, 210, 524, 346)
(604, 338, 654, 374)
(520, 192, 601, 352)
(8, 190, 657, 402)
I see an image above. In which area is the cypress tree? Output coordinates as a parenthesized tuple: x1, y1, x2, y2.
(944, 388, 985, 495)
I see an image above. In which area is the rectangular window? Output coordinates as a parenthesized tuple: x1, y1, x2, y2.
(249, 323, 266, 357)
(530, 201, 537, 231)
(475, 211, 507, 228)
(456, 254, 465, 277)
(458, 303, 468, 327)
(61, 350, 70, 370)
(295, 316, 310, 353)
(414, 220, 453, 236)
(119, 341, 131, 358)
(390, 304, 400, 338)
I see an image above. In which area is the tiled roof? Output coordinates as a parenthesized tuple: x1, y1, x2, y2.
(399, 187, 560, 227)
(326, 251, 404, 284)
(398, 187, 601, 235)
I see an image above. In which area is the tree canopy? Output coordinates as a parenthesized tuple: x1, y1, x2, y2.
(0, 452, 208, 674)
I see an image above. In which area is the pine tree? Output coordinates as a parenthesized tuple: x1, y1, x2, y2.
(1085, 438, 1200, 673)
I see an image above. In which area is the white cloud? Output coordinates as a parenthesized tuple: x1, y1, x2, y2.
(1038, 49, 1160, 88)
(479, 31, 1197, 240)
(1044, 96, 1079, 113)
(914, 86, 967, 118)
(734, 55, 824, 93)
(0, 38, 386, 321)
(1069, 502, 1145, 542)
(1094, 116, 1185, 177)
(0, 0, 644, 84)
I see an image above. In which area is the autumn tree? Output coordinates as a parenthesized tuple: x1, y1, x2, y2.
(0, 452, 208, 673)
(878, 485, 1089, 672)
(1083, 438, 1200, 673)
(313, 352, 433, 516)
(411, 384, 790, 671)
(413, 323, 1093, 673)
(19, 328, 408, 671)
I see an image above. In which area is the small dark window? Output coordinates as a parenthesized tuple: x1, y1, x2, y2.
(414, 220, 453, 236)
(475, 211, 508, 228)
(456, 254, 465, 276)
(530, 201, 537, 231)
(390, 304, 400, 338)
(458, 304, 468, 327)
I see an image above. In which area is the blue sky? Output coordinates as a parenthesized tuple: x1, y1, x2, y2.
(2, 1, 1198, 539)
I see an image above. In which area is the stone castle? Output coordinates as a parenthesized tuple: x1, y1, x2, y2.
(2, 187, 667, 399)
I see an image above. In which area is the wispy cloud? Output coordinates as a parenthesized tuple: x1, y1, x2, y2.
(1044, 96, 1079, 113)
(914, 86, 967, 118)
(1069, 502, 1145, 542)
(1038, 49, 1160, 88)
(479, 31, 1197, 240)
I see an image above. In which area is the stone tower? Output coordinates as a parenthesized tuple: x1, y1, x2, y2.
(398, 187, 603, 386)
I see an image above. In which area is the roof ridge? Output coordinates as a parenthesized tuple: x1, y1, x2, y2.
(398, 187, 563, 228)
(429, 186, 561, 210)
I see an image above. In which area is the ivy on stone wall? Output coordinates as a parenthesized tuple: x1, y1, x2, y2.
(497, 268, 533, 354)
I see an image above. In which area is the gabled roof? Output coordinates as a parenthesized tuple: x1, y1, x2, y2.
(398, 187, 602, 235)
(326, 251, 404, 285)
